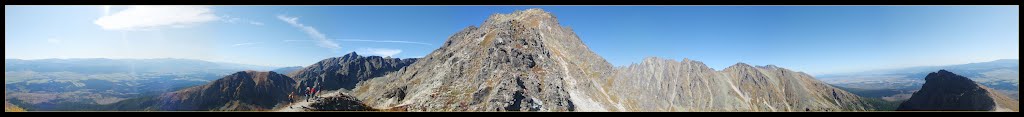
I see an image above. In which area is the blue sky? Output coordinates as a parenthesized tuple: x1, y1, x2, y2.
(5, 6, 1018, 75)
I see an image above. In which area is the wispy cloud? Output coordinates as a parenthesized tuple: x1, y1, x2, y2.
(231, 42, 261, 47)
(357, 48, 402, 57)
(222, 15, 264, 26)
(338, 39, 433, 46)
(277, 15, 342, 50)
(94, 6, 220, 31)
(282, 39, 312, 42)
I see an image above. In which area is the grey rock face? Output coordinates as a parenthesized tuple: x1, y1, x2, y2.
(607, 57, 871, 111)
(157, 71, 296, 111)
(290, 52, 417, 91)
(349, 8, 871, 112)
(897, 70, 1019, 111)
(352, 8, 605, 111)
(308, 93, 376, 111)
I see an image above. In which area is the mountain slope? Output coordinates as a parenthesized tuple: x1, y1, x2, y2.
(289, 52, 417, 91)
(605, 57, 871, 111)
(348, 8, 871, 112)
(897, 70, 1018, 111)
(5, 101, 26, 112)
(154, 71, 296, 111)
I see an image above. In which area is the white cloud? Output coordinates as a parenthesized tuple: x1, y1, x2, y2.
(101, 5, 111, 16)
(277, 15, 342, 50)
(222, 15, 264, 26)
(358, 48, 402, 57)
(249, 21, 264, 25)
(338, 39, 433, 45)
(94, 6, 219, 31)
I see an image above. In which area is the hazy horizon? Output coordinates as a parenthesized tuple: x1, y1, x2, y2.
(6, 6, 1019, 75)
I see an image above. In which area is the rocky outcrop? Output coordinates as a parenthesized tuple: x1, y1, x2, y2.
(348, 8, 871, 112)
(307, 93, 376, 111)
(897, 70, 1018, 111)
(156, 71, 296, 111)
(290, 52, 417, 92)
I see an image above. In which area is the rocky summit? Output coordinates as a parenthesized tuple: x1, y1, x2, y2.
(346, 8, 873, 112)
(351, 8, 613, 111)
(897, 70, 1018, 111)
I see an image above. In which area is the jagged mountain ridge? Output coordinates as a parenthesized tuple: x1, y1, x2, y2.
(289, 52, 418, 91)
(897, 70, 1018, 111)
(347, 8, 872, 112)
(606, 57, 871, 111)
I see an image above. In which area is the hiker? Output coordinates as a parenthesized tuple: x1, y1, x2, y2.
(305, 87, 311, 102)
(289, 92, 295, 101)
(314, 83, 320, 97)
(313, 82, 320, 97)
(309, 86, 316, 100)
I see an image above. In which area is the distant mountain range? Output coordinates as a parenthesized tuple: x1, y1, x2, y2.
(272, 66, 303, 75)
(897, 70, 1017, 111)
(76, 53, 418, 111)
(820, 59, 1019, 101)
(5, 58, 275, 75)
(4, 58, 275, 111)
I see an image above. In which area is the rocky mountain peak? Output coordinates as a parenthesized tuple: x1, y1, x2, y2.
(483, 8, 557, 27)
(759, 65, 781, 69)
(351, 8, 609, 111)
(724, 62, 755, 71)
(342, 52, 361, 61)
(898, 70, 1018, 111)
(925, 70, 972, 83)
